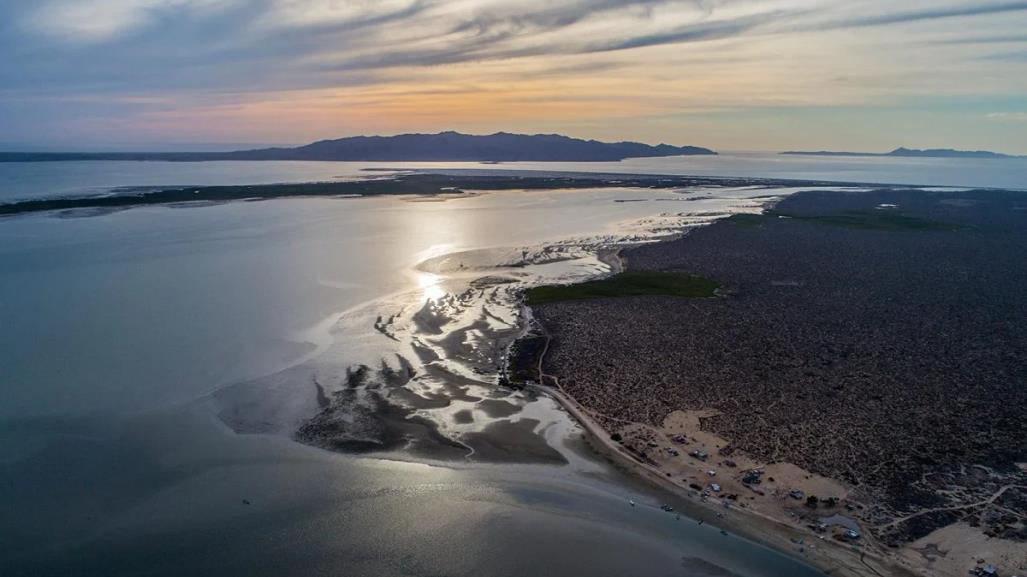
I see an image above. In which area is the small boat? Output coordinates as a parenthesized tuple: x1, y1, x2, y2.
(629, 500, 635, 507)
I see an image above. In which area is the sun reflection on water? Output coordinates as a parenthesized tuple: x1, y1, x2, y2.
(418, 272, 446, 302)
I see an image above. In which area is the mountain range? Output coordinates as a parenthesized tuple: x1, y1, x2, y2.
(0, 132, 715, 162)
(781, 147, 1022, 159)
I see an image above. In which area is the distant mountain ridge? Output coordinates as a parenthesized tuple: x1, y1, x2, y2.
(0, 132, 716, 162)
(782, 147, 1023, 159)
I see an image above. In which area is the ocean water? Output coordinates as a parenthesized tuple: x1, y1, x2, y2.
(0, 181, 826, 577)
(0, 151, 1024, 203)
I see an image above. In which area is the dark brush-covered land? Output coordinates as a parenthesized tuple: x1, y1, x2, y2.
(0, 131, 715, 163)
(525, 187, 1027, 547)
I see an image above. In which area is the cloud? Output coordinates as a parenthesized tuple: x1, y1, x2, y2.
(934, 33, 1027, 45)
(319, 3, 785, 72)
(447, 0, 683, 36)
(23, 0, 241, 43)
(583, 9, 784, 52)
(819, 1, 1027, 30)
(987, 112, 1027, 122)
(982, 50, 1027, 61)
(1, 0, 1026, 150)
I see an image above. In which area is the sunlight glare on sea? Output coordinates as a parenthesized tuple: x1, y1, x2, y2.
(417, 271, 446, 302)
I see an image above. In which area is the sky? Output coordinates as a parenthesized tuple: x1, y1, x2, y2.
(1, 0, 1026, 153)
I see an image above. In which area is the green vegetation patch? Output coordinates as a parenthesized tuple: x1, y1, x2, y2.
(727, 213, 768, 227)
(525, 271, 719, 305)
(767, 210, 963, 231)
(504, 335, 547, 385)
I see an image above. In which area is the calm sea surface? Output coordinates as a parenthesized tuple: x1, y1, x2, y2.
(9, 153, 1015, 576)
(0, 152, 1024, 202)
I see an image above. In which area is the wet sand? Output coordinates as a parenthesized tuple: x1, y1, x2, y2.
(462, 419, 567, 464)
(211, 184, 795, 464)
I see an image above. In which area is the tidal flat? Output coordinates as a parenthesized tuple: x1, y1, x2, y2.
(0, 180, 828, 577)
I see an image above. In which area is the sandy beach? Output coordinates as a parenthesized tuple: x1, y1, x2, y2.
(535, 376, 1027, 577)
(533, 381, 910, 577)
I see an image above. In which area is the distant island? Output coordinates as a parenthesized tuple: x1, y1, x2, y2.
(782, 146, 1023, 159)
(0, 131, 715, 163)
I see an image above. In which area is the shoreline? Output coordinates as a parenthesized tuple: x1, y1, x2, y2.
(529, 381, 906, 577)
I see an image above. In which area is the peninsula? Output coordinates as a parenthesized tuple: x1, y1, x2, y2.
(512, 186, 1027, 577)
